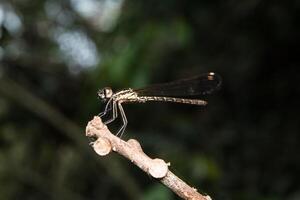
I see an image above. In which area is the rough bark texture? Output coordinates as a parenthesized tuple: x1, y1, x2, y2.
(86, 116, 212, 200)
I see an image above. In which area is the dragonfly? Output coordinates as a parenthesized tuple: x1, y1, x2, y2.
(97, 72, 222, 137)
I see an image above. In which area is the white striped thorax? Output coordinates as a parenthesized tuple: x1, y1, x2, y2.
(113, 88, 140, 103)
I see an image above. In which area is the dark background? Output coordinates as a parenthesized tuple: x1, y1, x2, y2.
(0, 0, 299, 199)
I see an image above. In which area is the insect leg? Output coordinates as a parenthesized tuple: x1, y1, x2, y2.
(103, 100, 118, 124)
(98, 98, 113, 117)
(116, 102, 128, 137)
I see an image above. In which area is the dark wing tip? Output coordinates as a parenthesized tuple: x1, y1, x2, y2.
(203, 72, 222, 95)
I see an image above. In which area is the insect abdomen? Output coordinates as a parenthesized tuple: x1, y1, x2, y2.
(139, 96, 207, 105)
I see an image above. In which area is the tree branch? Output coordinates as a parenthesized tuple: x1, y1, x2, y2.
(86, 116, 212, 200)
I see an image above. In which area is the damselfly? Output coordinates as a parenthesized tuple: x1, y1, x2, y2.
(98, 72, 221, 137)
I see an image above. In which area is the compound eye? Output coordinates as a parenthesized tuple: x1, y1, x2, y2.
(97, 90, 105, 99)
(104, 88, 113, 98)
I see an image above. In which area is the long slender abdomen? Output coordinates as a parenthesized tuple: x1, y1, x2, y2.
(138, 96, 207, 105)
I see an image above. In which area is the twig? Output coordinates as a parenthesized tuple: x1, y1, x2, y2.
(86, 116, 212, 200)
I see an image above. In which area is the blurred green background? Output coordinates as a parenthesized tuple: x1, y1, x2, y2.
(0, 0, 299, 200)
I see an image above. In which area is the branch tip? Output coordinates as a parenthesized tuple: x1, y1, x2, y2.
(93, 137, 112, 156)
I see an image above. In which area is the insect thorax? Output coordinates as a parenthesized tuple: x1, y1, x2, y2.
(114, 88, 140, 103)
